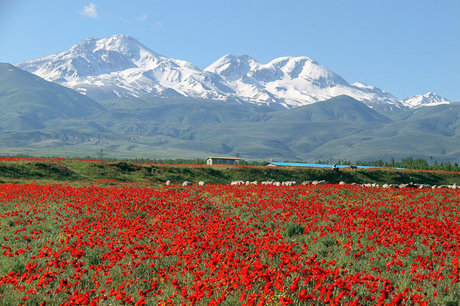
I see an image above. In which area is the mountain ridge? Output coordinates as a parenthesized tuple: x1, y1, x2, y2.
(403, 92, 451, 108)
(0, 61, 459, 161)
(17, 34, 451, 110)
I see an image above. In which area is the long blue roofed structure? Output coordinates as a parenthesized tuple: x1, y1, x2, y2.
(267, 162, 405, 170)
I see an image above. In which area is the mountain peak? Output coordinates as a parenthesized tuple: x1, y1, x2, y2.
(17, 34, 167, 83)
(220, 54, 254, 61)
(270, 56, 315, 65)
(18, 35, 230, 100)
(205, 54, 258, 81)
(104, 33, 135, 40)
(403, 92, 451, 108)
(66, 35, 150, 53)
(15, 34, 439, 110)
(93, 34, 158, 55)
(206, 54, 258, 68)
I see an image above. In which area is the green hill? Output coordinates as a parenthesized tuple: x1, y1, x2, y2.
(0, 63, 103, 130)
(266, 95, 391, 123)
(0, 63, 459, 162)
(0, 158, 458, 185)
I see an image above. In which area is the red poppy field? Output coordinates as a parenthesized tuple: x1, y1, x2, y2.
(0, 181, 459, 305)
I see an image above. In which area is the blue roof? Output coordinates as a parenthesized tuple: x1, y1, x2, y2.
(269, 162, 405, 170)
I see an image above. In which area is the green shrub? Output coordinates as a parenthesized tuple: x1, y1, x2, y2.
(282, 222, 305, 237)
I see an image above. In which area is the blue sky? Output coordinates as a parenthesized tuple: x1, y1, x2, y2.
(1, 0, 459, 101)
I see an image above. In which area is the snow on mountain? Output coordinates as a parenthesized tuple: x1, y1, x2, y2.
(205, 55, 402, 108)
(402, 92, 451, 108)
(350, 82, 404, 110)
(16, 34, 438, 110)
(17, 34, 231, 100)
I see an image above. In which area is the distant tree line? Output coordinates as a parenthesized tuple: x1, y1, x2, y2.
(317, 157, 460, 171)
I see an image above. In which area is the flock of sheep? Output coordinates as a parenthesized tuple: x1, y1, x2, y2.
(165, 180, 459, 189)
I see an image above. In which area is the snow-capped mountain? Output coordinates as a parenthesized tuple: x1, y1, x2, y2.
(402, 92, 451, 108)
(205, 54, 403, 108)
(16, 34, 448, 110)
(17, 35, 231, 100)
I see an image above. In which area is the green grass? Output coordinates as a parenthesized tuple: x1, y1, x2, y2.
(0, 180, 459, 304)
(0, 158, 459, 185)
(204, 185, 460, 305)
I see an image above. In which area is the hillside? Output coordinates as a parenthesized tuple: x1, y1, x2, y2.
(0, 63, 103, 130)
(0, 93, 459, 161)
(0, 157, 458, 186)
(0, 62, 459, 161)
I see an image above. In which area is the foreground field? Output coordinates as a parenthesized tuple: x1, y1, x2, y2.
(0, 181, 459, 305)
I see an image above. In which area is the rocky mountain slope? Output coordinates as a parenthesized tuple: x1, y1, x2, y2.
(17, 34, 450, 110)
(1, 61, 459, 161)
(403, 92, 451, 108)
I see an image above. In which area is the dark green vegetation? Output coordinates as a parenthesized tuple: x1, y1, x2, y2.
(359, 157, 460, 171)
(1, 63, 459, 162)
(0, 158, 458, 185)
(320, 157, 460, 172)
